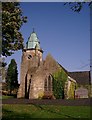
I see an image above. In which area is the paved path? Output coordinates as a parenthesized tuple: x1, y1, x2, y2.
(2, 98, 92, 106)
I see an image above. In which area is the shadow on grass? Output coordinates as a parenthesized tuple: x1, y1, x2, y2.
(2, 107, 33, 120)
(2, 105, 75, 120)
(31, 104, 78, 119)
(2, 104, 91, 120)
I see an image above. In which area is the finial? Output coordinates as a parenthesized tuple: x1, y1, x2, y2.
(33, 28, 35, 33)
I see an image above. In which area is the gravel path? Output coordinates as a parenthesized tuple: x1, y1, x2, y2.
(2, 98, 92, 106)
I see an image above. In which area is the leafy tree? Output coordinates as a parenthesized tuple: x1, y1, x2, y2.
(0, 57, 7, 81)
(6, 59, 18, 94)
(2, 2, 27, 57)
(64, 2, 92, 13)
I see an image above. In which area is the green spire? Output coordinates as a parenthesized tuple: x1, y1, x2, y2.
(26, 29, 40, 49)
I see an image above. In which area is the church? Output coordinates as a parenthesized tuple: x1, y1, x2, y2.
(17, 30, 90, 99)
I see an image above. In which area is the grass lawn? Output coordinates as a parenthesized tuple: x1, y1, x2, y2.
(1, 95, 15, 100)
(2, 104, 91, 119)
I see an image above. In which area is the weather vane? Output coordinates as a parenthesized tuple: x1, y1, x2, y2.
(33, 28, 35, 33)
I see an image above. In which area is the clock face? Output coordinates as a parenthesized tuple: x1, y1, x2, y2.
(28, 54, 32, 59)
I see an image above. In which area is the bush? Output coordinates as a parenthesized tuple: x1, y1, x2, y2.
(38, 91, 44, 99)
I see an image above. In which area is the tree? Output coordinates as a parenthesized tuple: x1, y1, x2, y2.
(6, 59, 18, 94)
(0, 57, 7, 81)
(64, 2, 92, 13)
(2, 2, 27, 57)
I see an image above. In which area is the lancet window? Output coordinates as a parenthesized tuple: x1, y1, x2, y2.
(44, 74, 52, 92)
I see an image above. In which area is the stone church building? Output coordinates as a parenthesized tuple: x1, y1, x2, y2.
(17, 30, 87, 99)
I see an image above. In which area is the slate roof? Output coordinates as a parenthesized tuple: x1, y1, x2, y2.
(69, 71, 91, 85)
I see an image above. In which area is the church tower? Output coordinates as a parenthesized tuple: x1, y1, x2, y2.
(17, 29, 43, 98)
(25, 29, 43, 61)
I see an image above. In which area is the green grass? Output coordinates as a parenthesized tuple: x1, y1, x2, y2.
(2, 104, 91, 119)
(2, 95, 14, 99)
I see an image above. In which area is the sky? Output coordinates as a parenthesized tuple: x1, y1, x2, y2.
(5, 2, 90, 81)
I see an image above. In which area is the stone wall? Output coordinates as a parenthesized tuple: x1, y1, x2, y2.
(17, 48, 43, 99)
(17, 51, 75, 99)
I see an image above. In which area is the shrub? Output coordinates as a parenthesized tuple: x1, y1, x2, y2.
(38, 91, 44, 99)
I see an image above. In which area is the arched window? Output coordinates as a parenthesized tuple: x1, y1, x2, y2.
(44, 75, 52, 92)
(48, 75, 52, 91)
(44, 78, 48, 91)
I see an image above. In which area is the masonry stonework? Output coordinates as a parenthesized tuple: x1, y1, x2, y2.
(17, 30, 76, 99)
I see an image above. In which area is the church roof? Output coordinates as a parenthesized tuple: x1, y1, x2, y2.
(69, 71, 91, 85)
(26, 29, 40, 49)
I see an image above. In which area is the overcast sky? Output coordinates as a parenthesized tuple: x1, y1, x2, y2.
(6, 2, 90, 81)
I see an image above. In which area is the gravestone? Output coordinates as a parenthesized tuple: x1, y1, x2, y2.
(75, 87, 88, 98)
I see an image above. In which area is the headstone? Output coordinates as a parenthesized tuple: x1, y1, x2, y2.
(75, 87, 88, 98)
